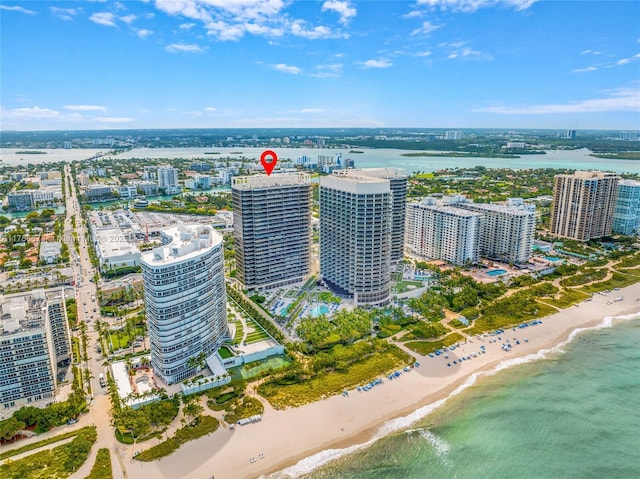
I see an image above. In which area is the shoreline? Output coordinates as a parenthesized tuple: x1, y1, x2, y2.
(126, 283, 640, 479)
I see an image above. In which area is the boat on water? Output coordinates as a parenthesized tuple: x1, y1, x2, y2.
(133, 197, 149, 208)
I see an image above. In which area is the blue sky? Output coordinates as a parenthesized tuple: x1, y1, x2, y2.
(1, 0, 639, 131)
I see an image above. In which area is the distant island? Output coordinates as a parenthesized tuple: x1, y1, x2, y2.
(230, 151, 243, 154)
(349, 150, 364, 153)
(401, 150, 546, 159)
(590, 152, 640, 160)
(204, 152, 220, 155)
(15, 150, 47, 154)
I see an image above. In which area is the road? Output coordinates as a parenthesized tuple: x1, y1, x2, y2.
(60, 165, 129, 479)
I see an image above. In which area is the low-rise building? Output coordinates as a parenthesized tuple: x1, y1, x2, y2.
(40, 241, 62, 264)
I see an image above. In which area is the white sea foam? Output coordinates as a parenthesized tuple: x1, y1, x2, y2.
(267, 311, 640, 479)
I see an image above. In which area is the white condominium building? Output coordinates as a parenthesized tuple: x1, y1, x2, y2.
(141, 225, 228, 385)
(458, 198, 536, 265)
(335, 168, 407, 262)
(232, 174, 312, 290)
(320, 174, 392, 306)
(405, 198, 481, 266)
(613, 179, 640, 236)
(551, 171, 620, 241)
(157, 165, 179, 191)
(0, 290, 71, 410)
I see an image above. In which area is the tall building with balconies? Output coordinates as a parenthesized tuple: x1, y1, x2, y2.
(232, 174, 312, 290)
(141, 225, 228, 385)
(0, 290, 71, 410)
(320, 174, 392, 306)
(335, 168, 407, 263)
(457, 198, 536, 265)
(405, 198, 481, 266)
(550, 171, 620, 241)
(613, 179, 640, 236)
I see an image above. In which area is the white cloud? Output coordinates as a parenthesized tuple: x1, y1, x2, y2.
(402, 10, 424, 19)
(321, 1, 356, 25)
(120, 14, 137, 24)
(179, 22, 196, 30)
(204, 107, 217, 112)
(411, 21, 443, 35)
(135, 28, 154, 39)
(94, 117, 134, 123)
(359, 59, 392, 69)
(4, 106, 60, 119)
(0, 5, 36, 15)
(616, 53, 640, 66)
(414, 50, 432, 57)
(50, 7, 79, 21)
(572, 66, 597, 73)
(416, 0, 537, 13)
(155, 0, 347, 41)
(64, 105, 108, 111)
(448, 46, 492, 60)
(272, 63, 302, 74)
(165, 42, 206, 53)
(580, 49, 600, 55)
(473, 88, 640, 114)
(90, 12, 117, 27)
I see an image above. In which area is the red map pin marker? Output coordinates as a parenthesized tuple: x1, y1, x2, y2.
(260, 150, 278, 176)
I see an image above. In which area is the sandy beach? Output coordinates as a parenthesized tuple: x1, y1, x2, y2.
(124, 283, 640, 479)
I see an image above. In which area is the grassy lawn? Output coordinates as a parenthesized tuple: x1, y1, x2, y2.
(258, 346, 412, 409)
(223, 396, 264, 424)
(232, 318, 244, 344)
(0, 426, 94, 461)
(404, 332, 465, 356)
(107, 326, 145, 351)
(0, 426, 96, 479)
(84, 448, 112, 479)
(579, 272, 640, 294)
(134, 416, 219, 462)
(392, 280, 423, 294)
(218, 346, 234, 359)
(544, 289, 591, 309)
(243, 318, 270, 343)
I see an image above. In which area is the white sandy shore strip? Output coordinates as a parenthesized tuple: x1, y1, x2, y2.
(125, 283, 640, 479)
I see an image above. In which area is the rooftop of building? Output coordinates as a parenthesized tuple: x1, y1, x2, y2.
(557, 170, 620, 179)
(232, 173, 311, 189)
(94, 228, 141, 258)
(619, 179, 640, 186)
(335, 167, 407, 179)
(320, 173, 391, 194)
(142, 224, 223, 266)
(410, 199, 482, 217)
(0, 289, 65, 336)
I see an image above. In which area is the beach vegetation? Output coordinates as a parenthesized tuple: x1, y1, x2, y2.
(297, 309, 373, 351)
(543, 288, 591, 309)
(134, 415, 219, 462)
(84, 448, 113, 479)
(560, 268, 607, 287)
(113, 397, 179, 444)
(0, 426, 95, 461)
(580, 271, 640, 294)
(222, 396, 264, 424)
(0, 426, 96, 479)
(400, 321, 448, 341)
(258, 340, 412, 409)
(404, 332, 465, 356)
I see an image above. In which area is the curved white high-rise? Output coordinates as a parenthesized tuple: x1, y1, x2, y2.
(141, 224, 228, 385)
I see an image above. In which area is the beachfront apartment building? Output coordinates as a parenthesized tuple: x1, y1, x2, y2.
(405, 198, 481, 266)
(550, 171, 620, 241)
(141, 225, 228, 385)
(613, 179, 640, 236)
(0, 290, 71, 410)
(335, 168, 407, 263)
(457, 198, 536, 265)
(320, 174, 392, 306)
(232, 174, 312, 290)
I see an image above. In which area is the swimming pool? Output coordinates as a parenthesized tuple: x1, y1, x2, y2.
(309, 305, 330, 318)
(544, 256, 561, 262)
(486, 269, 507, 277)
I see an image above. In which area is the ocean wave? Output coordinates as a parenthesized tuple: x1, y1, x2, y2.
(268, 310, 640, 479)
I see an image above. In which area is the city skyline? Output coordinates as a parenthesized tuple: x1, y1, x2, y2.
(1, 0, 639, 131)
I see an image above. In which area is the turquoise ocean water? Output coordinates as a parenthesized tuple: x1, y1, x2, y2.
(275, 313, 640, 479)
